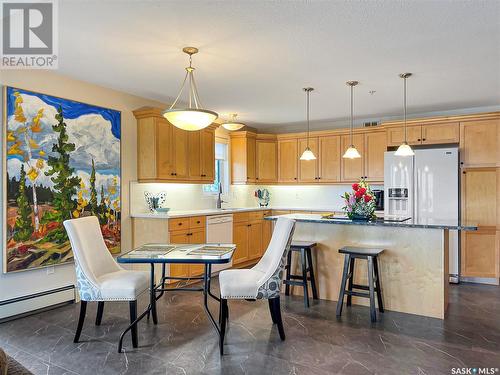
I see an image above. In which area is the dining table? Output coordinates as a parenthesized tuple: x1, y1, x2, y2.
(116, 243, 235, 352)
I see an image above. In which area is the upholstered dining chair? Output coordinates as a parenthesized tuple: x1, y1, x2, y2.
(64, 216, 149, 348)
(218, 216, 296, 355)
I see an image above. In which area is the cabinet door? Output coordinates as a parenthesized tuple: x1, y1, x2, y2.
(231, 137, 248, 184)
(200, 129, 215, 182)
(156, 119, 174, 179)
(319, 135, 341, 182)
(172, 127, 189, 179)
(341, 134, 365, 182)
(460, 120, 499, 168)
(461, 169, 497, 227)
(188, 131, 202, 180)
(421, 123, 459, 145)
(169, 231, 190, 279)
(233, 222, 249, 265)
(298, 137, 319, 182)
(461, 229, 498, 278)
(278, 139, 298, 182)
(256, 140, 277, 183)
(189, 228, 206, 277)
(386, 125, 422, 146)
(364, 131, 386, 181)
(246, 137, 256, 183)
(248, 221, 263, 260)
(262, 212, 273, 256)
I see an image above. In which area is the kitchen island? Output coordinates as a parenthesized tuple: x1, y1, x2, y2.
(267, 214, 477, 319)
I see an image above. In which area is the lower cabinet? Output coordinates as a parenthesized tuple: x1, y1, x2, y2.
(461, 229, 499, 279)
(232, 210, 271, 266)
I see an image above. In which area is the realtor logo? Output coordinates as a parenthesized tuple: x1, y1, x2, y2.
(1, 0, 58, 69)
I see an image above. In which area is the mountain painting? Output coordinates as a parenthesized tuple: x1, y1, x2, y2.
(3, 87, 121, 273)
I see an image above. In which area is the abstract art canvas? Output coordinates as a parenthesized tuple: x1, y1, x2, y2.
(3, 87, 121, 273)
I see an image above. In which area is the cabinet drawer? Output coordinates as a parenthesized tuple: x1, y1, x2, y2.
(248, 211, 264, 221)
(168, 217, 190, 231)
(262, 210, 272, 217)
(189, 216, 206, 229)
(233, 212, 250, 223)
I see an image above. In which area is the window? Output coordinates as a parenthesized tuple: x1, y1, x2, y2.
(203, 142, 229, 194)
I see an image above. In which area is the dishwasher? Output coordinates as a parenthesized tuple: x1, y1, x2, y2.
(206, 214, 234, 274)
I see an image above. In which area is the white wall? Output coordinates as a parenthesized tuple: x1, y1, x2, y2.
(0, 71, 166, 311)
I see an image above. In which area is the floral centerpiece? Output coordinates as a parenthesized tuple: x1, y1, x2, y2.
(342, 179, 377, 221)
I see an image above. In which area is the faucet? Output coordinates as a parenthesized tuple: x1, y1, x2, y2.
(216, 182, 227, 209)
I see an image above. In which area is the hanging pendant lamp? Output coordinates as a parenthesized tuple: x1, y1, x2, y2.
(300, 87, 316, 161)
(394, 72, 415, 156)
(162, 47, 218, 131)
(343, 81, 361, 159)
(222, 113, 245, 131)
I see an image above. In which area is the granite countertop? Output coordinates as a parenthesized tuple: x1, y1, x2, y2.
(130, 206, 349, 219)
(265, 213, 478, 231)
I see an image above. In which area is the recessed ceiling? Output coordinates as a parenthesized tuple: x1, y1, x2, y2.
(58, 0, 500, 131)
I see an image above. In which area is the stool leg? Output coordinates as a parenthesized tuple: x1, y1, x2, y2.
(284, 250, 292, 296)
(306, 248, 318, 300)
(373, 257, 384, 313)
(300, 248, 309, 308)
(367, 256, 377, 322)
(336, 254, 350, 317)
(346, 257, 355, 307)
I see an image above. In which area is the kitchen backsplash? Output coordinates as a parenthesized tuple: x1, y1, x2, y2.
(130, 181, 383, 214)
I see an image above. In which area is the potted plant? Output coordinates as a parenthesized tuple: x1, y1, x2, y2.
(342, 179, 377, 221)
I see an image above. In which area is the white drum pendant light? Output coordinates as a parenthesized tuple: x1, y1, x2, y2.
(394, 72, 415, 156)
(300, 87, 316, 161)
(222, 113, 245, 131)
(343, 81, 361, 159)
(162, 47, 218, 131)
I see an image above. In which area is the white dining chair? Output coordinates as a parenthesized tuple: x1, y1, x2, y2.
(218, 216, 296, 355)
(63, 216, 149, 348)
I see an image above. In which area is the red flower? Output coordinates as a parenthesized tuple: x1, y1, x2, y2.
(364, 195, 372, 203)
(352, 183, 359, 191)
(358, 187, 367, 195)
(355, 190, 364, 199)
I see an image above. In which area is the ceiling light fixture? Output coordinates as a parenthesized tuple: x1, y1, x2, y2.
(222, 113, 245, 131)
(394, 72, 415, 156)
(162, 47, 218, 131)
(343, 81, 361, 159)
(300, 87, 316, 161)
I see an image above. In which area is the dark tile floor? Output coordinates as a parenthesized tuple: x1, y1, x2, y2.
(1, 282, 500, 375)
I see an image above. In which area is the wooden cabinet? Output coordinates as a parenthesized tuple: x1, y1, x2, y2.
(461, 229, 498, 278)
(460, 120, 499, 168)
(422, 123, 459, 145)
(248, 221, 263, 259)
(233, 221, 249, 264)
(364, 131, 386, 181)
(387, 125, 422, 146)
(134, 107, 216, 183)
(230, 131, 257, 184)
(233, 210, 269, 265)
(262, 210, 273, 255)
(341, 133, 365, 181)
(298, 137, 319, 182)
(318, 135, 341, 182)
(256, 137, 278, 183)
(278, 139, 298, 182)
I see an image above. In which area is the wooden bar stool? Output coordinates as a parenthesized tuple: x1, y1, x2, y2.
(336, 246, 384, 322)
(284, 241, 319, 307)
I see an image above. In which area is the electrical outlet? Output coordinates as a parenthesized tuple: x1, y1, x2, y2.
(47, 266, 55, 275)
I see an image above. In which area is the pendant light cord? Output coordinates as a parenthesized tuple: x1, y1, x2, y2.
(350, 84, 354, 145)
(403, 76, 407, 143)
(306, 89, 310, 148)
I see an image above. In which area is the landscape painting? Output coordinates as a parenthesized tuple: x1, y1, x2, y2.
(4, 87, 121, 273)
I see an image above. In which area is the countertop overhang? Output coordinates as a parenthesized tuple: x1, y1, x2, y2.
(266, 213, 478, 231)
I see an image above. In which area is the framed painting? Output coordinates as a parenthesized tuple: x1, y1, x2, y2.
(3, 86, 121, 273)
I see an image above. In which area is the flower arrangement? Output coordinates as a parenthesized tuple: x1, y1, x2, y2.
(342, 179, 377, 220)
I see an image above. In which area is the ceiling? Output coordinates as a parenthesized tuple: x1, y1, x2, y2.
(58, 0, 500, 131)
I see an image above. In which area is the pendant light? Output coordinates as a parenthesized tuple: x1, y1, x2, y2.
(300, 87, 316, 161)
(343, 81, 361, 159)
(162, 47, 218, 131)
(394, 72, 415, 156)
(222, 113, 245, 131)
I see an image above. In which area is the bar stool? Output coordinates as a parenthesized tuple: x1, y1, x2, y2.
(284, 241, 318, 307)
(336, 246, 384, 322)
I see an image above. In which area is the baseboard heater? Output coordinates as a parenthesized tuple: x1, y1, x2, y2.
(0, 285, 75, 323)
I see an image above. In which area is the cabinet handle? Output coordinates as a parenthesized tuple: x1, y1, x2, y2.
(294, 177, 297, 180)
(196, 221, 200, 224)
(318, 177, 321, 180)
(463, 171, 466, 174)
(422, 138, 426, 141)
(201, 174, 206, 177)
(247, 224, 251, 227)
(417, 139, 421, 142)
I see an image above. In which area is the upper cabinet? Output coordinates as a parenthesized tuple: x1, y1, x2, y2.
(256, 135, 278, 183)
(278, 139, 299, 182)
(318, 135, 341, 182)
(364, 131, 387, 182)
(460, 119, 499, 168)
(230, 131, 257, 184)
(341, 133, 365, 182)
(298, 137, 319, 182)
(387, 122, 459, 147)
(134, 107, 216, 183)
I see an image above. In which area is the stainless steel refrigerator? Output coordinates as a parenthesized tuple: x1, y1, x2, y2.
(384, 147, 460, 282)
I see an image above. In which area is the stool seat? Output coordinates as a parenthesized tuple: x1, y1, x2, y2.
(339, 246, 384, 256)
(291, 241, 317, 249)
